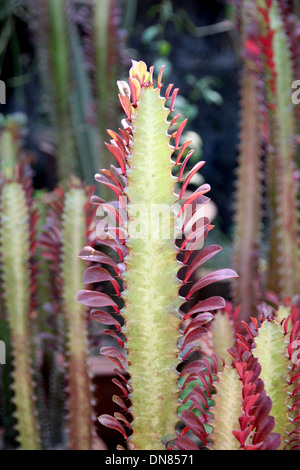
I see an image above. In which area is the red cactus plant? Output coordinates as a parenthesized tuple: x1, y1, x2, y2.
(77, 60, 238, 450)
(175, 300, 300, 450)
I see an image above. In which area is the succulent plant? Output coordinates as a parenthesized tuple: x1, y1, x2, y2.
(77, 60, 238, 450)
(39, 181, 97, 450)
(176, 302, 300, 450)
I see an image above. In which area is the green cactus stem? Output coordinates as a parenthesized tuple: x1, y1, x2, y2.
(232, 1, 264, 320)
(39, 182, 96, 450)
(249, 311, 300, 449)
(62, 187, 95, 450)
(93, 0, 125, 173)
(257, 0, 300, 298)
(78, 60, 237, 450)
(175, 350, 281, 450)
(0, 181, 40, 450)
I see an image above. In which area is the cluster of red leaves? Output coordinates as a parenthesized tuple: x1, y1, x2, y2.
(174, 301, 300, 450)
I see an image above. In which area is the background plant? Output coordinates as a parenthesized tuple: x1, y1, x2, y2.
(231, 0, 300, 319)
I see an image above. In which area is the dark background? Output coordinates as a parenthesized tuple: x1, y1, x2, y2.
(1, 0, 241, 237)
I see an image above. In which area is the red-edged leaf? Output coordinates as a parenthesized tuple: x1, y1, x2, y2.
(170, 88, 179, 111)
(180, 410, 207, 445)
(183, 315, 212, 333)
(79, 246, 120, 275)
(253, 416, 276, 445)
(186, 269, 238, 300)
(98, 414, 127, 439)
(112, 378, 129, 397)
(178, 184, 211, 216)
(179, 161, 206, 198)
(97, 238, 128, 262)
(114, 412, 131, 427)
(105, 143, 126, 174)
(95, 174, 124, 201)
(175, 139, 193, 164)
(100, 168, 125, 190)
(119, 94, 132, 119)
(178, 150, 195, 180)
(157, 65, 166, 88)
(83, 266, 120, 295)
(128, 77, 141, 106)
(174, 118, 188, 149)
(104, 330, 124, 347)
(182, 327, 207, 350)
(106, 130, 127, 155)
(77, 290, 119, 312)
(184, 297, 225, 319)
(174, 436, 199, 450)
(90, 309, 121, 331)
(184, 245, 223, 282)
(165, 83, 174, 100)
(112, 395, 128, 411)
(180, 220, 211, 252)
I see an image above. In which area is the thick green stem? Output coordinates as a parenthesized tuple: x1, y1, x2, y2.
(0, 182, 40, 450)
(123, 86, 181, 450)
(253, 320, 289, 447)
(61, 187, 94, 450)
(211, 367, 243, 450)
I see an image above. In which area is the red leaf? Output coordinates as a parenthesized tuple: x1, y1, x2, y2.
(128, 77, 141, 106)
(174, 118, 188, 149)
(79, 246, 120, 275)
(105, 143, 126, 174)
(185, 297, 225, 319)
(180, 410, 207, 445)
(175, 139, 193, 164)
(179, 161, 206, 198)
(165, 83, 174, 100)
(178, 150, 195, 180)
(83, 266, 121, 295)
(90, 309, 121, 331)
(77, 290, 119, 312)
(184, 245, 223, 282)
(174, 436, 199, 450)
(119, 94, 132, 119)
(186, 269, 238, 300)
(98, 414, 127, 439)
(178, 184, 211, 216)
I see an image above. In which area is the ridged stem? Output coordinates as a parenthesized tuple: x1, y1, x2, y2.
(123, 86, 181, 450)
(253, 320, 289, 447)
(211, 367, 243, 450)
(61, 187, 94, 450)
(0, 182, 40, 449)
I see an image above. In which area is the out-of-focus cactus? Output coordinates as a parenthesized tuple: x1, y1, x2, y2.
(93, 0, 127, 171)
(232, 0, 300, 317)
(232, 1, 264, 320)
(258, 0, 300, 298)
(39, 181, 96, 450)
(28, 0, 100, 184)
(0, 116, 40, 450)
